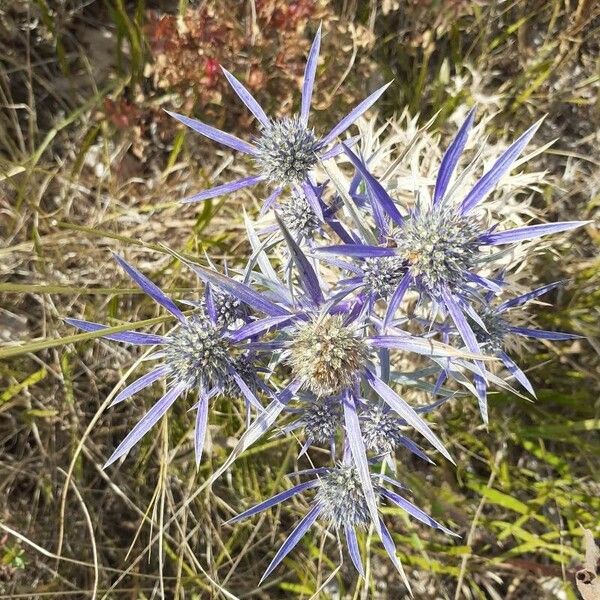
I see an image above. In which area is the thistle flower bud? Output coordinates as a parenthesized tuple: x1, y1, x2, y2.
(361, 405, 404, 455)
(362, 256, 406, 299)
(300, 399, 342, 444)
(280, 192, 320, 238)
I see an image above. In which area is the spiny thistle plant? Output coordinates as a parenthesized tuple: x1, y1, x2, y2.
(65, 26, 588, 590)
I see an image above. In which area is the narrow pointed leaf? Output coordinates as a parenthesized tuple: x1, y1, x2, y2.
(221, 67, 270, 127)
(461, 120, 542, 214)
(433, 107, 475, 205)
(112, 253, 186, 322)
(260, 505, 321, 582)
(165, 110, 257, 155)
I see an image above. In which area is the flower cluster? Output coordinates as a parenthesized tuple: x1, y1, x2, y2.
(67, 26, 586, 588)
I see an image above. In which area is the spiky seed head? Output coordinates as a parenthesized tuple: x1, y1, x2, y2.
(300, 399, 342, 444)
(288, 314, 369, 397)
(395, 208, 481, 294)
(362, 256, 406, 298)
(165, 314, 231, 387)
(222, 352, 259, 397)
(210, 289, 248, 327)
(280, 192, 320, 238)
(254, 117, 318, 185)
(472, 308, 509, 354)
(361, 406, 403, 455)
(316, 465, 375, 529)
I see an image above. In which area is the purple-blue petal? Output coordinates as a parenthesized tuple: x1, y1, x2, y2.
(481, 221, 588, 245)
(345, 525, 365, 577)
(112, 253, 186, 322)
(319, 82, 392, 148)
(497, 281, 564, 313)
(165, 110, 258, 155)
(183, 175, 265, 204)
(383, 273, 411, 330)
(366, 370, 454, 463)
(227, 480, 320, 524)
(221, 67, 270, 127)
(507, 326, 581, 340)
(433, 107, 476, 205)
(104, 381, 188, 468)
(275, 213, 324, 306)
(111, 365, 170, 407)
(342, 144, 404, 225)
(343, 391, 382, 535)
(260, 504, 321, 582)
(300, 181, 324, 222)
(65, 318, 167, 346)
(300, 25, 321, 125)
(194, 390, 210, 465)
(381, 489, 456, 536)
(378, 517, 410, 589)
(185, 262, 290, 317)
(498, 351, 535, 397)
(317, 244, 396, 258)
(460, 120, 541, 214)
(229, 315, 293, 342)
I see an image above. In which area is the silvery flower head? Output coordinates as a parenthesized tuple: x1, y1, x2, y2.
(227, 464, 455, 587)
(165, 25, 391, 221)
(66, 254, 270, 467)
(319, 111, 587, 420)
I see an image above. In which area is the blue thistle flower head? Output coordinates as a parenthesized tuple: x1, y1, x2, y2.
(227, 464, 456, 586)
(66, 253, 271, 467)
(164, 25, 392, 220)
